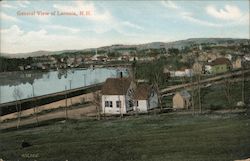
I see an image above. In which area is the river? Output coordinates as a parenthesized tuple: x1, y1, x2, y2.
(0, 67, 128, 104)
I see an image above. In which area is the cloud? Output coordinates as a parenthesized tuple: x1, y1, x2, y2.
(17, 1, 30, 8)
(53, 1, 143, 34)
(121, 21, 144, 30)
(0, 25, 116, 53)
(162, 0, 179, 9)
(181, 12, 222, 27)
(1, 3, 17, 9)
(161, 2, 222, 27)
(206, 5, 243, 20)
(0, 12, 20, 22)
(46, 25, 80, 33)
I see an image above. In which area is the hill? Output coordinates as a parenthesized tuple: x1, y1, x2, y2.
(1, 38, 248, 58)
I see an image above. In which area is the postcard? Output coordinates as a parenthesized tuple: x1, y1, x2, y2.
(0, 0, 249, 161)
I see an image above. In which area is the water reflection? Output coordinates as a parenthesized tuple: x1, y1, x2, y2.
(0, 68, 128, 104)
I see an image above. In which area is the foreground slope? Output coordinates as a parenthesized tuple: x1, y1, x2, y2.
(0, 112, 250, 161)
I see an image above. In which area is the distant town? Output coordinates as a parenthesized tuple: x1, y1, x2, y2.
(1, 37, 250, 161)
(1, 38, 250, 72)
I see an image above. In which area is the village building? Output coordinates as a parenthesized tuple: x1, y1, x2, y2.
(171, 68, 193, 77)
(173, 90, 191, 109)
(101, 77, 135, 114)
(244, 54, 250, 61)
(205, 57, 231, 74)
(233, 57, 242, 69)
(133, 84, 158, 113)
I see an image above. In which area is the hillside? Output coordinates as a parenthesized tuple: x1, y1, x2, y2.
(1, 38, 248, 58)
(1, 112, 249, 161)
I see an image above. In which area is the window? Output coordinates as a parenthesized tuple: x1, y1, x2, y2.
(116, 101, 121, 108)
(129, 100, 133, 107)
(105, 101, 113, 108)
(136, 101, 138, 107)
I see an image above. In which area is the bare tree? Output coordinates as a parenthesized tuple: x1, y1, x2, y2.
(92, 91, 101, 120)
(241, 67, 245, 104)
(154, 72, 163, 111)
(197, 74, 202, 113)
(13, 87, 23, 129)
(223, 77, 232, 110)
(32, 84, 39, 126)
(65, 86, 68, 120)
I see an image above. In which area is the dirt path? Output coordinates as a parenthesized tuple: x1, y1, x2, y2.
(0, 105, 97, 130)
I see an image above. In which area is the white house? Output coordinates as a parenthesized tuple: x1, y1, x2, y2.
(205, 64, 212, 74)
(133, 84, 158, 113)
(170, 69, 193, 77)
(244, 54, 250, 61)
(101, 77, 135, 114)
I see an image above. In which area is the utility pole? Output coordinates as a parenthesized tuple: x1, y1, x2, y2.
(242, 67, 245, 104)
(32, 85, 39, 126)
(83, 73, 86, 86)
(65, 86, 68, 120)
(69, 80, 72, 106)
(198, 74, 201, 113)
(191, 74, 195, 115)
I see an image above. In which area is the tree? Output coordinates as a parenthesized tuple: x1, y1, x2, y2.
(92, 91, 101, 120)
(223, 77, 232, 110)
(153, 72, 163, 111)
(13, 87, 23, 129)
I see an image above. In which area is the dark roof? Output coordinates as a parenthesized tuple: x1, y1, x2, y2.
(134, 84, 151, 100)
(210, 58, 231, 66)
(102, 77, 131, 95)
(178, 90, 191, 99)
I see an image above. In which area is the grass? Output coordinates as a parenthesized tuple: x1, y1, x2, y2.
(1, 112, 250, 161)
(162, 80, 250, 110)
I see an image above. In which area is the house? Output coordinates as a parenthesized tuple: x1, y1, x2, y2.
(225, 54, 232, 61)
(233, 57, 242, 69)
(133, 84, 158, 113)
(244, 54, 250, 61)
(205, 64, 212, 74)
(170, 68, 193, 77)
(207, 57, 232, 74)
(173, 90, 191, 109)
(101, 77, 135, 114)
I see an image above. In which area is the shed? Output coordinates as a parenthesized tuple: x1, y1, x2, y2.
(173, 90, 191, 109)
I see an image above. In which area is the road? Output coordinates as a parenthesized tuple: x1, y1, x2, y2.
(161, 69, 250, 94)
(0, 105, 97, 130)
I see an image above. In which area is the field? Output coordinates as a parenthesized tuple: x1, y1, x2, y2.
(1, 112, 250, 161)
(162, 79, 250, 110)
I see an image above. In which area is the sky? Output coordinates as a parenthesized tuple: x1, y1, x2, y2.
(0, 0, 249, 54)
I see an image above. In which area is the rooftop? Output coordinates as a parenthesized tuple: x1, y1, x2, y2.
(102, 77, 131, 95)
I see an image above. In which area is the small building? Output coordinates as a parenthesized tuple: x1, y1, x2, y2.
(101, 77, 135, 114)
(233, 57, 242, 69)
(244, 54, 250, 61)
(208, 57, 232, 74)
(133, 84, 158, 113)
(170, 68, 193, 77)
(173, 90, 191, 109)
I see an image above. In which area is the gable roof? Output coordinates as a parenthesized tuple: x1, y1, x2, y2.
(210, 58, 231, 66)
(134, 84, 151, 100)
(178, 90, 191, 99)
(102, 77, 131, 95)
